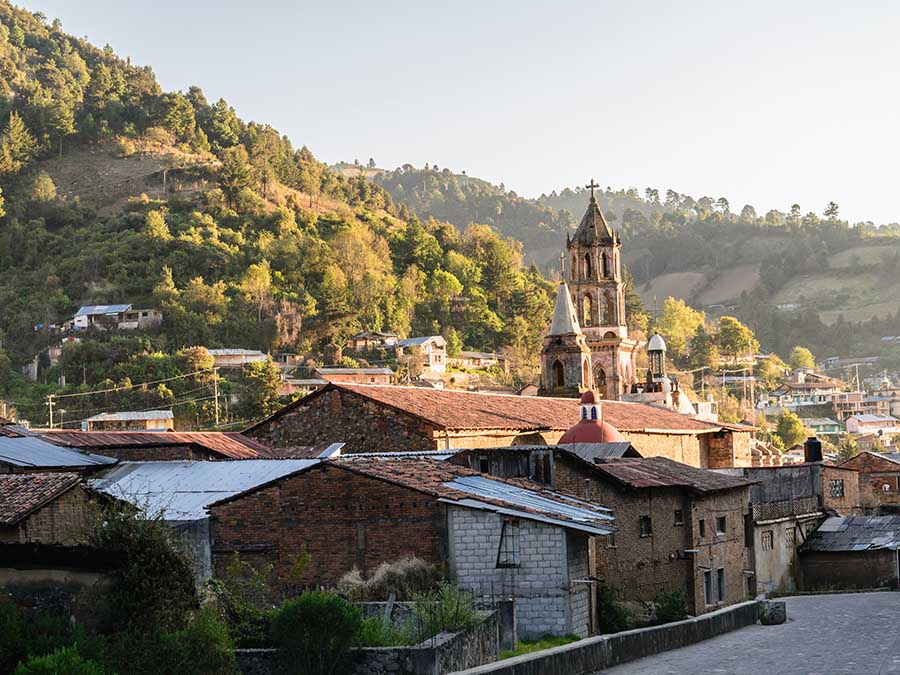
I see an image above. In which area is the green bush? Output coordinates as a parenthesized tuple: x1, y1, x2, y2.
(653, 589, 689, 624)
(14, 647, 104, 675)
(209, 554, 275, 647)
(0, 596, 25, 673)
(271, 591, 363, 675)
(157, 609, 235, 675)
(596, 582, 632, 634)
(406, 583, 480, 644)
(357, 616, 407, 647)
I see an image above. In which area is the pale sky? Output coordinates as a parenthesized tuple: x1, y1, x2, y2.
(17, 0, 900, 223)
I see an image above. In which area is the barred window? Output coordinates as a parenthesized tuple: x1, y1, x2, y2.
(761, 530, 774, 551)
(828, 479, 845, 498)
(496, 519, 521, 568)
(785, 527, 795, 547)
(639, 516, 653, 538)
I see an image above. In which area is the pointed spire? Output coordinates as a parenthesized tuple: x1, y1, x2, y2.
(573, 181, 615, 245)
(549, 281, 582, 336)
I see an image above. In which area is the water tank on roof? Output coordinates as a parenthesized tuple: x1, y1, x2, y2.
(803, 436, 823, 463)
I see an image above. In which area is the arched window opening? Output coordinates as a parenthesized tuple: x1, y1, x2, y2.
(606, 294, 615, 325)
(590, 406, 598, 420)
(601, 251, 608, 277)
(595, 367, 607, 399)
(553, 360, 565, 388)
(582, 294, 593, 327)
(584, 254, 593, 278)
(571, 256, 577, 279)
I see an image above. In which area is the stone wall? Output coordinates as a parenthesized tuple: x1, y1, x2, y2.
(0, 486, 93, 545)
(448, 600, 761, 675)
(209, 463, 449, 595)
(80, 444, 217, 461)
(798, 550, 899, 590)
(235, 610, 498, 675)
(446, 506, 590, 638)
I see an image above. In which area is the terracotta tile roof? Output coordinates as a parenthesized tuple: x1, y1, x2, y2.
(0, 472, 80, 526)
(41, 430, 274, 460)
(251, 383, 725, 434)
(592, 457, 752, 493)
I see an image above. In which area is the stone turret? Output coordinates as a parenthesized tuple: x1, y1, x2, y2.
(538, 282, 593, 397)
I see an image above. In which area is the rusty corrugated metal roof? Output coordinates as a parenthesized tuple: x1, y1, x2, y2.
(593, 457, 752, 493)
(42, 430, 274, 460)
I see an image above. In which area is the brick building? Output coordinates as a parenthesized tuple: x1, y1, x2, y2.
(42, 430, 277, 461)
(207, 458, 614, 638)
(838, 451, 900, 514)
(245, 383, 754, 468)
(0, 473, 94, 545)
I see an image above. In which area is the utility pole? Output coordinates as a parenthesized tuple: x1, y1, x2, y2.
(47, 394, 55, 429)
(213, 368, 220, 427)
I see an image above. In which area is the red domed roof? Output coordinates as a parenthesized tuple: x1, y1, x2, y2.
(580, 390, 597, 404)
(559, 418, 625, 444)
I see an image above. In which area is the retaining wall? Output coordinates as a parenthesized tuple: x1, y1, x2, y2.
(448, 600, 761, 675)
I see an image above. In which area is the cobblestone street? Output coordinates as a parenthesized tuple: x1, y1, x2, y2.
(602, 592, 900, 674)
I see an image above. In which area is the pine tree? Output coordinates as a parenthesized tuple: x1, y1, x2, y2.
(0, 112, 36, 175)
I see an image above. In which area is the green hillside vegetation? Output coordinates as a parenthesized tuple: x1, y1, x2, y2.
(0, 3, 554, 425)
(377, 166, 900, 365)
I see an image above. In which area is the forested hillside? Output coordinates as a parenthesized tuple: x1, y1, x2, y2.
(374, 166, 900, 366)
(0, 3, 554, 424)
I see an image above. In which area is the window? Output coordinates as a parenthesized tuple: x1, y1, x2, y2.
(716, 516, 726, 535)
(784, 527, 795, 547)
(698, 519, 706, 538)
(496, 519, 521, 568)
(639, 516, 652, 538)
(703, 570, 713, 606)
(761, 530, 774, 551)
(478, 456, 489, 474)
(716, 568, 725, 604)
(607, 531, 617, 548)
(583, 479, 592, 501)
(828, 479, 845, 498)
(674, 509, 684, 526)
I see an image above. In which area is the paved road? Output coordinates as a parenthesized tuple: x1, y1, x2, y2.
(601, 592, 900, 675)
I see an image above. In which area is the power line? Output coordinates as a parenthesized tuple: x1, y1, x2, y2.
(57, 395, 219, 428)
(51, 368, 216, 400)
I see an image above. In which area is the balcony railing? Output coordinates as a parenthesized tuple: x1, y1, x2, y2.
(752, 496, 820, 522)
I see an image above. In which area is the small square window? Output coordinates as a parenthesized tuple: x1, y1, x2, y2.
(496, 519, 520, 568)
(698, 519, 706, 538)
(674, 509, 684, 526)
(716, 516, 726, 535)
(828, 479, 845, 498)
(639, 515, 652, 538)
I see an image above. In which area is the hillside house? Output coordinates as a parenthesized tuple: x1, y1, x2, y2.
(800, 417, 842, 437)
(67, 305, 162, 331)
(314, 367, 396, 385)
(838, 452, 900, 514)
(845, 414, 900, 436)
(244, 384, 755, 467)
(832, 392, 893, 421)
(395, 336, 447, 373)
(346, 331, 399, 351)
(449, 351, 509, 372)
(207, 457, 615, 638)
(84, 410, 174, 431)
(207, 348, 269, 369)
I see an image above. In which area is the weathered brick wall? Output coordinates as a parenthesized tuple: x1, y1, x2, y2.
(208, 464, 448, 594)
(688, 488, 751, 614)
(837, 453, 900, 514)
(707, 431, 753, 469)
(447, 506, 591, 638)
(246, 388, 438, 453)
(0, 487, 92, 545)
(620, 432, 705, 467)
(821, 466, 862, 514)
(78, 444, 215, 462)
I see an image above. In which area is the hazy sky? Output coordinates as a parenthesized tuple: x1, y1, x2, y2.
(17, 1, 900, 223)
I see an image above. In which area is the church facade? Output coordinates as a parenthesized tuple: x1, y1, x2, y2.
(540, 183, 642, 400)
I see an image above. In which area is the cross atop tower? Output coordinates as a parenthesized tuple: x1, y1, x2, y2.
(585, 179, 599, 200)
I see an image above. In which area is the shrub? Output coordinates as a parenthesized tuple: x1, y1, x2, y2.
(0, 596, 25, 673)
(87, 505, 197, 632)
(406, 583, 480, 644)
(14, 647, 104, 675)
(115, 138, 137, 158)
(654, 589, 689, 624)
(338, 556, 441, 601)
(357, 616, 407, 647)
(209, 554, 274, 647)
(157, 609, 235, 675)
(271, 591, 363, 675)
(596, 582, 632, 634)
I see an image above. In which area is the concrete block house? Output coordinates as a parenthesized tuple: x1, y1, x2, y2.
(244, 383, 754, 468)
(207, 458, 615, 638)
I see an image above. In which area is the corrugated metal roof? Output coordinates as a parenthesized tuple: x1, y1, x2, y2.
(75, 304, 131, 316)
(316, 368, 394, 375)
(43, 430, 273, 460)
(0, 436, 117, 468)
(849, 414, 898, 423)
(207, 349, 267, 357)
(592, 457, 753, 493)
(90, 459, 319, 520)
(86, 411, 174, 422)
(443, 474, 614, 535)
(395, 336, 444, 347)
(803, 515, 900, 552)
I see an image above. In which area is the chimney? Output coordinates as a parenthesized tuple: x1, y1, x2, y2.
(804, 436, 823, 463)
